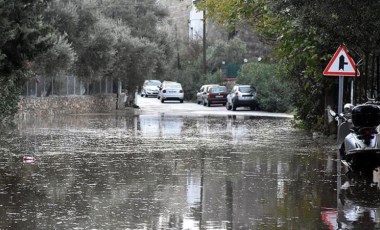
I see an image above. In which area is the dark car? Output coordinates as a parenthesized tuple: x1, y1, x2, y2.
(196, 84, 219, 104)
(203, 85, 228, 107)
(226, 85, 258, 111)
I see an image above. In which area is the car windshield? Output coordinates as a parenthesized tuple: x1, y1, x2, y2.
(210, 86, 227, 93)
(145, 81, 160, 86)
(239, 86, 256, 93)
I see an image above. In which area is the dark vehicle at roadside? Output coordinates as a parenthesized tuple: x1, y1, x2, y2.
(203, 85, 228, 107)
(226, 85, 258, 111)
(196, 84, 218, 105)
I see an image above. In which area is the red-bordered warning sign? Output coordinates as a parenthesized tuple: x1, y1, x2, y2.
(323, 44, 360, 77)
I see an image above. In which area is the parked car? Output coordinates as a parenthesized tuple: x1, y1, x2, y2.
(159, 82, 184, 103)
(158, 81, 177, 99)
(226, 85, 258, 111)
(196, 84, 219, 104)
(141, 80, 161, 97)
(202, 85, 228, 107)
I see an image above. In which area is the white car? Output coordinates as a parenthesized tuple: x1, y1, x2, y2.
(141, 80, 161, 97)
(159, 82, 184, 103)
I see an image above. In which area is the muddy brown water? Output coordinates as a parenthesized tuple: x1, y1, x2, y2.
(1, 113, 379, 229)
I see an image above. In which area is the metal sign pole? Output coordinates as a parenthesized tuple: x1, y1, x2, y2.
(350, 78, 354, 105)
(337, 76, 343, 218)
(338, 76, 344, 126)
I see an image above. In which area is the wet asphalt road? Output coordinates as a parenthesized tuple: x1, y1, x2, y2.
(136, 95, 293, 119)
(0, 96, 380, 229)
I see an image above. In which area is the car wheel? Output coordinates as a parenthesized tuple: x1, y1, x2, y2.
(180, 100, 183, 103)
(141, 94, 144, 97)
(226, 102, 232, 110)
(232, 102, 237, 111)
(250, 106, 256, 111)
(145, 94, 148, 98)
(161, 98, 165, 103)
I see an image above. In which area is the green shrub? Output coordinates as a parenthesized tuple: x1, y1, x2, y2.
(237, 62, 293, 112)
(173, 67, 203, 101)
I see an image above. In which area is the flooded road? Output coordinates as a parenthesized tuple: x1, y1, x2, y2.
(1, 98, 380, 229)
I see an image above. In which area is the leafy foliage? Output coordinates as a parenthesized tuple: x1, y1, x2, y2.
(0, 0, 53, 120)
(207, 37, 248, 72)
(0, 0, 176, 118)
(196, 0, 267, 32)
(197, 0, 380, 131)
(238, 62, 293, 112)
(45, 0, 174, 98)
(33, 34, 76, 77)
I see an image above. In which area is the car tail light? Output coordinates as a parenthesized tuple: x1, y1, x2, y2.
(163, 90, 166, 93)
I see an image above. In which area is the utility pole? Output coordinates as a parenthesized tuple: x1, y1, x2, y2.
(175, 24, 180, 69)
(202, 9, 206, 74)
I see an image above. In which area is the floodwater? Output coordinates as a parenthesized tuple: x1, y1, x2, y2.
(0, 112, 380, 229)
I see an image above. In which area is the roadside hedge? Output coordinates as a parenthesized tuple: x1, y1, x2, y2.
(237, 62, 293, 113)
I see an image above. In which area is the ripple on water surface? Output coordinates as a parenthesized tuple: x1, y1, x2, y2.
(0, 114, 339, 229)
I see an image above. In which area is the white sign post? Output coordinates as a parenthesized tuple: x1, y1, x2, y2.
(323, 44, 360, 215)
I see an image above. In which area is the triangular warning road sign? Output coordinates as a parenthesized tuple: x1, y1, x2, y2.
(323, 44, 360, 77)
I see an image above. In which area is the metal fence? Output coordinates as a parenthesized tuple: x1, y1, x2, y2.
(21, 75, 117, 97)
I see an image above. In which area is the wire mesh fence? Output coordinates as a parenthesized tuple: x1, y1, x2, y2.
(21, 75, 117, 97)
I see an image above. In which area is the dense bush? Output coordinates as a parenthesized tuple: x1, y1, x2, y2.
(173, 67, 202, 101)
(237, 62, 293, 113)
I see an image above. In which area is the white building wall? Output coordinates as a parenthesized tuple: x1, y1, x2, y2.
(189, 3, 204, 41)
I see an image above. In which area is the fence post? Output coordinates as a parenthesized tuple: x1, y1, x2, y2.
(118, 80, 121, 94)
(74, 76, 76, 95)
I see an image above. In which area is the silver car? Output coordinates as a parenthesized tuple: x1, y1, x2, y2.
(159, 82, 184, 103)
(141, 80, 161, 97)
(226, 85, 258, 111)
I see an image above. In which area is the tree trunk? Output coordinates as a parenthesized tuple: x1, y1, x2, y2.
(125, 91, 139, 108)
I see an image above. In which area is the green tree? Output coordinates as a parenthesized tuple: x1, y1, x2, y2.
(207, 37, 248, 72)
(0, 0, 53, 121)
(197, 0, 380, 131)
(238, 62, 293, 112)
(45, 0, 174, 105)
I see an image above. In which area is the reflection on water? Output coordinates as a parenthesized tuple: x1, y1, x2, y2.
(0, 113, 340, 229)
(321, 167, 380, 229)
